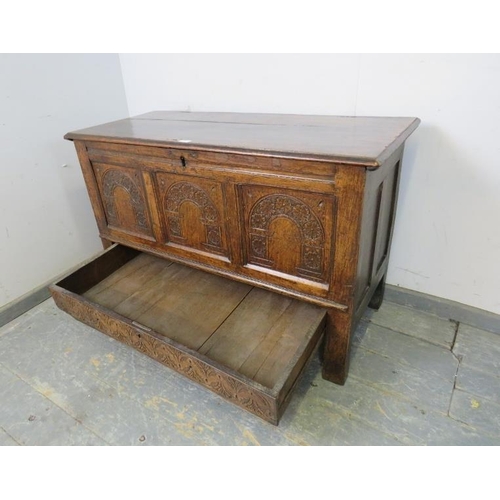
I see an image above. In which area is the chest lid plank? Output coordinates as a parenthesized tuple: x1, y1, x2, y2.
(65, 111, 420, 168)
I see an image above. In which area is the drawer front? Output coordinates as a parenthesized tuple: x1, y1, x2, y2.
(93, 162, 154, 239)
(239, 185, 336, 294)
(155, 172, 230, 260)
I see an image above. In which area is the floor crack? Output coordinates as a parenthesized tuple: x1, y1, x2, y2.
(447, 346, 462, 417)
(0, 423, 22, 445)
(361, 317, 453, 350)
(449, 319, 460, 352)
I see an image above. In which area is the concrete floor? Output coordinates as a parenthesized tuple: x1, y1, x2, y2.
(0, 297, 499, 445)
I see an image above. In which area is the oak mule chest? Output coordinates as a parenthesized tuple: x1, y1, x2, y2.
(51, 111, 419, 424)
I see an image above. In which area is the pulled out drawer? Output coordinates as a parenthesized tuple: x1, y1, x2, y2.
(50, 244, 326, 424)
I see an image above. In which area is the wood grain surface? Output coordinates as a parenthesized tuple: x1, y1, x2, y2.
(65, 111, 420, 167)
(51, 246, 326, 423)
(61, 111, 420, 406)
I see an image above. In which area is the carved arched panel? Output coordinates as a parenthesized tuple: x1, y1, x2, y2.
(242, 186, 335, 282)
(94, 164, 152, 237)
(157, 173, 228, 257)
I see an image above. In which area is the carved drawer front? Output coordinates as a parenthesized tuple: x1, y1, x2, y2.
(241, 185, 335, 287)
(93, 163, 153, 238)
(155, 172, 230, 260)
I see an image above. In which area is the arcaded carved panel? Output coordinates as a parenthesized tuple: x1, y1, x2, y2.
(96, 165, 152, 236)
(242, 187, 335, 282)
(166, 182, 220, 225)
(52, 289, 277, 423)
(157, 173, 229, 257)
(250, 194, 324, 245)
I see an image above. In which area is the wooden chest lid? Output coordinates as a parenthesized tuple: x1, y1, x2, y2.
(65, 111, 420, 168)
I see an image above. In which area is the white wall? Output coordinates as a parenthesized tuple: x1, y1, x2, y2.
(120, 54, 500, 315)
(0, 54, 129, 308)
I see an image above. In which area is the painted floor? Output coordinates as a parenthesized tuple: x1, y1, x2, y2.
(0, 297, 499, 445)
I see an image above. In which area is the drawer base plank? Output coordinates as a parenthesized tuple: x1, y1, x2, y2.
(200, 289, 326, 389)
(84, 253, 173, 309)
(122, 264, 252, 350)
(243, 301, 326, 389)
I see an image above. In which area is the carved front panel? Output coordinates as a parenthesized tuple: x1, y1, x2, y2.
(241, 186, 335, 283)
(156, 172, 229, 258)
(93, 163, 153, 237)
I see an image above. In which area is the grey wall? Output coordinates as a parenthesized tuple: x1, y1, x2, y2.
(0, 54, 129, 307)
(119, 54, 500, 315)
(3, 54, 498, 317)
